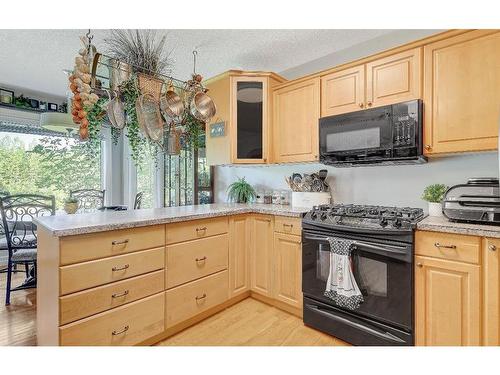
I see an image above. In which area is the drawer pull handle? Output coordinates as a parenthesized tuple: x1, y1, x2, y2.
(112, 325, 129, 336)
(195, 256, 207, 263)
(283, 223, 294, 228)
(112, 239, 129, 246)
(489, 244, 497, 251)
(416, 263, 423, 268)
(434, 242, 456, 249)
(195, 293, 207, 301)
(112, 290, 130, 299)
(196, 227, 207, 233)
(112, 264, 130, 272)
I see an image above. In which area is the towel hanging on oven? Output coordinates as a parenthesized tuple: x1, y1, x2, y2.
(324, 237, 364, 310)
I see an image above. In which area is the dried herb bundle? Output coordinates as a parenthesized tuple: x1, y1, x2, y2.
(105, 30, 173, 76)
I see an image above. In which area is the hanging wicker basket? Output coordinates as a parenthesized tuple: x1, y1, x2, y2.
(137, 72, 163, 101)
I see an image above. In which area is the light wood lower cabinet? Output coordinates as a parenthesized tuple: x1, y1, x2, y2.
(60, 292, 165, 346)
(228, 215, 250, 297)
(483, 237, 500, 345)
(273, 233, 303, 310)
(165, 270, 229, 328)
(250, 215, 274, 297)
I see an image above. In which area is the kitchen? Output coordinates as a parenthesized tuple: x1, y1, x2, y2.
(1, 2, 499, 374)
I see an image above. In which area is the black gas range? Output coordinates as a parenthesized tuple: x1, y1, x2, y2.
(302, 204, 424, 346)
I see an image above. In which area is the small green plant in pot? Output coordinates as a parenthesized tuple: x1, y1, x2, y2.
(64, 197, 79, 214)
(421, 183, 448, 217)
(227, 177, 256, 203)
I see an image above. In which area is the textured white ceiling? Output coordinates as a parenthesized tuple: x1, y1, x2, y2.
(0, 29, 394, 98)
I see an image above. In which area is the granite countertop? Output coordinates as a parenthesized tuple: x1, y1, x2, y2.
(34, 203, 310, 237)
(417, 215, 500, 238)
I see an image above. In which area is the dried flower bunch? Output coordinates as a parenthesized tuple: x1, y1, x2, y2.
(105, 29, 173, 76)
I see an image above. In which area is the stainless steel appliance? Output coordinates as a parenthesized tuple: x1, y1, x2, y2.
(319, 100, 426, 167)
(302, 204, 424, 346)
(442, 178, 500, 224)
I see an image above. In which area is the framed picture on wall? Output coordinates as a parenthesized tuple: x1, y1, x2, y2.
(0, 88, 15, 105)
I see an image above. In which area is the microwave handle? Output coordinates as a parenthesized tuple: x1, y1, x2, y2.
(305, 303, 406, 344)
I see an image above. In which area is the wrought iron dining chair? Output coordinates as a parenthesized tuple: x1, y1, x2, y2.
(0, 194, 55, 305)
(133, 192, 144, 209)
(70, 189, 105, 212)
(0, 190, 11, 274)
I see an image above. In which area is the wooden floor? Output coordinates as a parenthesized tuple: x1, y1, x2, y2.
(158, 298, 348, 346)
(0, 270, 37, 346)
(0, 272, 347, 346)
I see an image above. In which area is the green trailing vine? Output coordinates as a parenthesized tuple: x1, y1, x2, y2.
(182, 112, 204, 150)
(83, 97, 107, 157)
(121, 77, 147, 165)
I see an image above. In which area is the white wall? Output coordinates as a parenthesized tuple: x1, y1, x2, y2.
(215, 153, 499, 211)
(214, 29, 499, 211)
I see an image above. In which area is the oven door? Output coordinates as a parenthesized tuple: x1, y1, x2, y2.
(302, 230, 413, 331)
(319, 106, 393, 163)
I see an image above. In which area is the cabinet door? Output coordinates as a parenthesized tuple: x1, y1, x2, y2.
(273, 78, 320, 163)
(423, 30, 500, 154)
(483, 238, 500, 345)
(415, 255, 480, 346)
(273, 233, 302, 309)
(250, 215, 274, 297)
(231, 76, 268, 163)
(228, 215, 250, 297)
(366, 47, 421, 108)
(321, 65, 365, 116)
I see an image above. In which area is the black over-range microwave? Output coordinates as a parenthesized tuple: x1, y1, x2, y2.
(319, 99, 426, 167)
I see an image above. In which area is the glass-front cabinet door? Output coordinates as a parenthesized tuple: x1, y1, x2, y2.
(231, 76, 268, 163)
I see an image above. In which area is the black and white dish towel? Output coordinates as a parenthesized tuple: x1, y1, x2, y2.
(324, 237, 364, 310)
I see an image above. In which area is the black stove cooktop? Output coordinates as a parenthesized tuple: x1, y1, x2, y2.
(303, 203, 425, 231)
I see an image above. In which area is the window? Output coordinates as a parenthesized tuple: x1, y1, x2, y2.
(164, 132, 213, 207)
(0, 125, 101, 209)
(136, 150, 155, 209)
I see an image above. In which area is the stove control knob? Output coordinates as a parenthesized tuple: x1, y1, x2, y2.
(310, 211, 318, 220)
(379, 218, 388, 227)
(393, 218, 402, 228)
(320, 212, 328, 221)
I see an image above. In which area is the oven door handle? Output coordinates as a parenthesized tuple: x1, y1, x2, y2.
(352, 241, 408, 255)
(302, 234, 408, 255)
(305, 303, 406, 344)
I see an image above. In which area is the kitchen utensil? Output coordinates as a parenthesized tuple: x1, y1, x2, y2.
(190, 91, 216, 122)
(136, 93, 163, 140)
(106, 90, 126, 129)
(160, 83, 184, 119)
(109, 59, 132, 91)
(318, 169, 329, 191)
(165, 121, 181, 155)
(137, 73, 163, 101)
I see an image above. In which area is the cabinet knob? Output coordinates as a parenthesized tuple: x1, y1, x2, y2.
(489, 244, 497, 251)
(425, 145, 432, 151)
(359, 103, 364, 108)
(416, 263, 423, 268)
(367, 102, 372, 107)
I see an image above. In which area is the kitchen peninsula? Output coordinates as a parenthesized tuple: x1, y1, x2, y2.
(34, 203, 308, 346)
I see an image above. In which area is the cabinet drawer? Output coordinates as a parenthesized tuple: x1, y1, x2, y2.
(415, 231, 480, 264)
(59, 270, 165, 325)
(60, 247, 165, 295)
(60, 292, 165, 346)
(274, 216, 302, 236)
(166, 217, 228, 244)
(59, 225, 165, 265)
(166, 270, 228, 328)
(167, 234, 228, 288)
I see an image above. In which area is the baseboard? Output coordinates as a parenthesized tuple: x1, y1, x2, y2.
(250, 292, 303, 318)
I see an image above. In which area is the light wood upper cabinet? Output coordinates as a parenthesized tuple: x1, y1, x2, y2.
(423, 30, 500, 154)
(483, 237, 500, 345)
(205, 71, 286, 165)
(366, 47, 421, 108)
(228, 215, 250, 297)
(415, 255, 480, 346)
(250, 215, 274, 297)
(273, 232, 302, 310)
(321, 65, 365, 116)
(273, 78, 320, 163)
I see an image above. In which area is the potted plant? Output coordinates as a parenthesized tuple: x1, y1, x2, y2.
(227, 177, 256, 203)
(422, 184, 449, 217)
(64, 197, 79, 214)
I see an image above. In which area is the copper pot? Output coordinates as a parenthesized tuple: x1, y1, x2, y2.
(190, 91, 216, 122)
